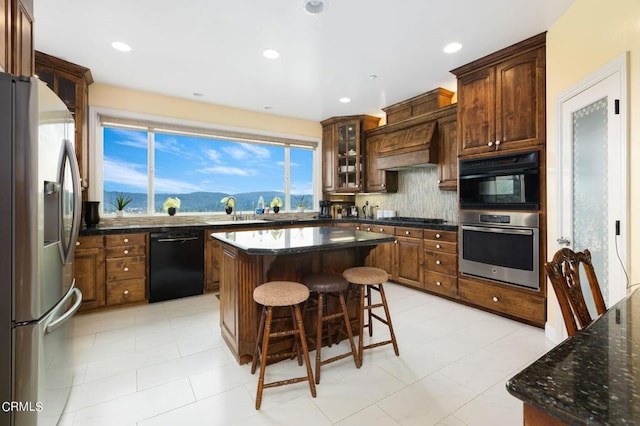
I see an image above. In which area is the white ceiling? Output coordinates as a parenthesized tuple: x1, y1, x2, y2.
(34, 0, 574, 123)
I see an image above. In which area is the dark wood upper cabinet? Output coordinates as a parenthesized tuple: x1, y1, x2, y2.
(2, 0, 33, 75)
(452, 32, 546, 157)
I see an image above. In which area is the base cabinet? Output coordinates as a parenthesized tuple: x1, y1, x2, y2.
(361, 224, 395, 274)
(393, 227, 423, 288)
(74, 236, 106, 311)
(423, 229, 458, 296)
(204, 230, 221, 292)
(104, 233, 147, 306)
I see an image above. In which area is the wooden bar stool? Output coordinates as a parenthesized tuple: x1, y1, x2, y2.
(250, 281, 316, 410)
(301, 273, 360, 384)
(343, 267, 399, 365)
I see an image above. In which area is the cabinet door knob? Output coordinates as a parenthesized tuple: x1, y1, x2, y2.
(435, 233, 441, 239)
(124, 267, 129, 272)
(124, 249, 129, 255)
(382, 184, 385, 188)
(436, 244, 441, 249)
(488, 141, 494, 147)
(495, 140, 501, 147)
(123, 238, 129, 243)
(356, 226, 360, 230)
(76, 241, 80, 246)
(436, 260, 441, 265)
(123, 289, 129, 295)
(366, 227, 371, 232)
(492, 296, 499, 302)
(436, 281, 442, 286)
(405, 231, 410, 235)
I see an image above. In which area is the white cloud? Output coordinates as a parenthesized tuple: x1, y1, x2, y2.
(199, 165, 258, 176)
(111, 129, 147, 149)
(204, 149, 221, 162)
(104, 157, 205, 193)
(240, 143, 270, 159)
(221, 143, 271, 161)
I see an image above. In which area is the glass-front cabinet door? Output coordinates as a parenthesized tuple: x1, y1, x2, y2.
(336, 121, 361, 191)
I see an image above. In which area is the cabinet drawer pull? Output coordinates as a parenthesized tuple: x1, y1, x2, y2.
(436, 281, 442, 286)
(123, 289, 129, 295)
(124, 267, 129, 272)
(76, 241, 81, 246)
(124, 249, 129, 255)
(492, 296, 499, 302)
(366, 227, 371, 232)
(435, 233, 441, 239)
(123, 238, 129, 243)
(380, 228, 384, 232)
(405, 231, 410, 235)
(356, 226, 360, 230)
(436, 260, 441, 265)
(436, 244, 441, 249)
(488, 141, 493, 147)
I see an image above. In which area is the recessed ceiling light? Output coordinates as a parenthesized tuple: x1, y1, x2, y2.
(264, 106, 273, 110)
(192, 92, 204, 97)
(443, 42, 462, 54)
(263, 49, 280, 59)
(304, 0, 326, 14)
(368, 74, 378, 80)
(339, 97, 351, 103)
(111, 41, 131, 52)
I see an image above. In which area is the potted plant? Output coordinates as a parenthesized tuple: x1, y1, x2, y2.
(270, 196, 283, 213)
(112, 192, 132, 217)
(163, 196, 181, 216)
(221, 196, 235, 214)
(295, 195, 306, 212)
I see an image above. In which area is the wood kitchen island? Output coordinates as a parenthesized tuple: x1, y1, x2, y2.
(211, 226, 395, 364)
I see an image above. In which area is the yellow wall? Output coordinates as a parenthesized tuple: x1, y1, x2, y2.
(546, 0, 640, 330)
(89, 83, 322, 139)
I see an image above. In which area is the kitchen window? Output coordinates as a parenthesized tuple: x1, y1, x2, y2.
(90, 110, 318, 215)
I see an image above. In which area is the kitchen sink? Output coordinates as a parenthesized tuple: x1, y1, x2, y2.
(205, 219, 269, 225)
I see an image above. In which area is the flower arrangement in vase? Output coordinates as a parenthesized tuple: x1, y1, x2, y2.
(221, 196, 235, 214)
(112, 193, 132, 218)
(295, 195, 306, 212)
(270, 196, 283, 213)
(163, 197, 181, 216)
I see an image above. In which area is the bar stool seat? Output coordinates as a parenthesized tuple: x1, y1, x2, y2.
(343, 267, 399, 365)
(301, 273, 360, 384)
(251, 281, 316, 410)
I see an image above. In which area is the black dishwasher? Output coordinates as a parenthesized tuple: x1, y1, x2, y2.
(149, 231, 204, 302)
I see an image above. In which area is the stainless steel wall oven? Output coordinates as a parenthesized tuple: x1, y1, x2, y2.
(459, 211, 540, 291)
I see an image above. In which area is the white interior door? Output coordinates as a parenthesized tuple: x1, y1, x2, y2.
(556, 54, 628, 314)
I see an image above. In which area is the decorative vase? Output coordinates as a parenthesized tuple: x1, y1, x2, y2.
(168, 207, 176, 216)
(297, 206, 304, 212)
(83, 201, 100, 227)
(225, 206, 233, 215)
(115, 209, 124, 218)
(273, 206, 280, 214)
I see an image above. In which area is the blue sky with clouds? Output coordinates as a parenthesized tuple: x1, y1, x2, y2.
(103, 128, 313, 195)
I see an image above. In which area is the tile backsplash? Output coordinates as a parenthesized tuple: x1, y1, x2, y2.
(355, 167, 458, 222)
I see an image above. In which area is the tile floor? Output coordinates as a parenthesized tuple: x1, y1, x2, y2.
(60, 283, 555, 425)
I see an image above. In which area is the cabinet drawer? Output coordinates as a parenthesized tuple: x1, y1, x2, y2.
(105, 245, 146, 258)
(362, 224, 395, 235)
(76, 235, 104, 249)
(423, 271, 457, 298)
(395, 226, 423, 238)
(106, 256, 146, 281)
(424, 229, 457, 243)
(105, 233, 146, 247)
(458, 278, 545, 325)
(424, 251, 456, 275)
(106, 279, 146, 306)
(424, 240, 457, 254)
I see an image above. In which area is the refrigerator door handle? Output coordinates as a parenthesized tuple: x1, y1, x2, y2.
(45, 286, 82, 334)
(59, 138, 82, 264)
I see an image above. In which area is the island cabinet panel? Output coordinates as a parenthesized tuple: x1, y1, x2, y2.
(423, 229, 458, 298)
(361, 224, 395, 274)
(452, 32, 545, 157)
(73, 235, 106, 311)
(393, 227, 423, 288)
(458, 277, 545, 326)
(204, 230, 221, 292)
(104, 232, 147, 307)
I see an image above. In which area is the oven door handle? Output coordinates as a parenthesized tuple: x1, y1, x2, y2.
(461, 225, 534, 236)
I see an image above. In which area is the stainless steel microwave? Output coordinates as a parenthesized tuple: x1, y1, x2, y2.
(459, 151, 540, 210)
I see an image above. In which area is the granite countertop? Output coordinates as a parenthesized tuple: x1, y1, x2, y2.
(211, 226, 397, 255)
(506, 289, 640, 425)
(79, 215, 458, 235)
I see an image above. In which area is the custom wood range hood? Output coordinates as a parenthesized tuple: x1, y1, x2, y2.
(366, 88, 454, 170)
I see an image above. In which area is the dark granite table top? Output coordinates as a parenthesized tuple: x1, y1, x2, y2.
(211, 226, 397, 255)
(506, 289, 640, 425)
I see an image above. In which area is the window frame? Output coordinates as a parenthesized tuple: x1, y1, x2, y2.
(89, 107, 321, 216)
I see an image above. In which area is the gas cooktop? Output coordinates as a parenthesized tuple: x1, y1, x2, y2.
(379, 217, 446, 224)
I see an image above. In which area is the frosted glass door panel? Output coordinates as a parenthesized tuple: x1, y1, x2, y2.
(572, 97, 608, 314)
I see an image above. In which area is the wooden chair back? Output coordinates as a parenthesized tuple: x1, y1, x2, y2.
(544, 248, 607, 337)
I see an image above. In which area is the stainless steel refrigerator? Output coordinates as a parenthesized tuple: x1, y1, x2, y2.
(0, 72, 83, 426)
